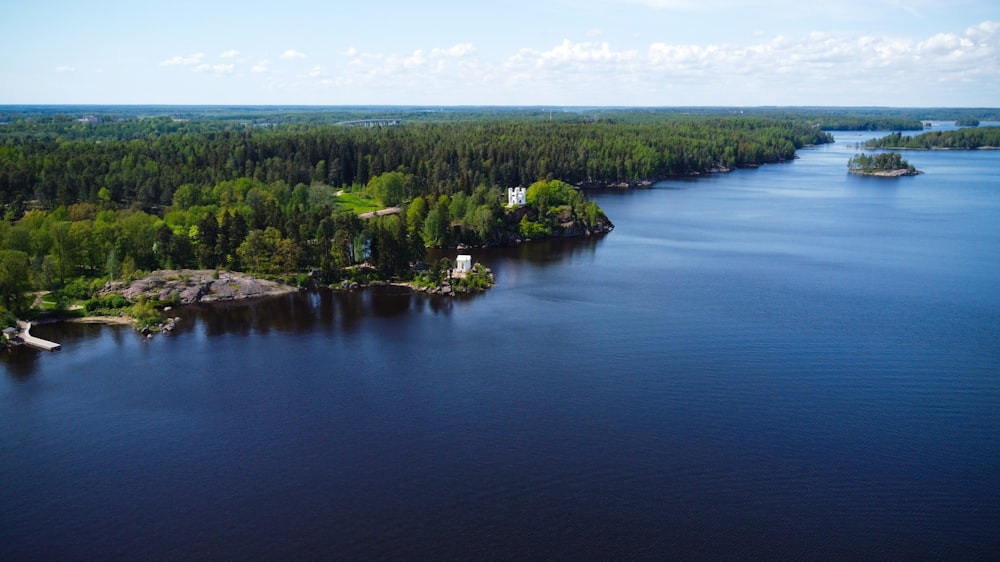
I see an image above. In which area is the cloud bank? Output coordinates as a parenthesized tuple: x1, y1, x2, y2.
(154, 21, 998, 105)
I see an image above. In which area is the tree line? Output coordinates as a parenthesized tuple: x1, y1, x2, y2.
(864, 127, 1000, 150)
(0, 116, 832, 210)
(847, 152, 917, 173)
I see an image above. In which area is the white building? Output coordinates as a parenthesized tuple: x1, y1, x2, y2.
(507, 187, 526, 207)
(455, 254, 472, 274)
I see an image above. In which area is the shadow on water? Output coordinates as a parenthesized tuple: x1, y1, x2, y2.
(2, 321, 126, 380)
(3, 234, 610, 365)
(440, 232, 609, 269)
(1, 346, 41, 380)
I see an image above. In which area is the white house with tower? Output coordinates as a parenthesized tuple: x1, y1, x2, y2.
(507, 187, 526, 207)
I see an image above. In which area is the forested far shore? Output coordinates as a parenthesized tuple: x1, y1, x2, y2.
(864, 126, 1000, 150)
(4, 104, 982, 140)
(0, 117, 832, 208)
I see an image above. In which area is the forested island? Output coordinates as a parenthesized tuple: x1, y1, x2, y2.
(864, 127, 1000, 150)
(847, 152, 921, 176)
(0, 105, 970, 333)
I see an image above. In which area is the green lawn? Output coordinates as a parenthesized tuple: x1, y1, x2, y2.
(334, 191, 381, 214)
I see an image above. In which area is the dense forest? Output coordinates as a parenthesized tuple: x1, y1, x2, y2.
(2, 105, 975, 321)
(0, 116, 832, 209)
(864, 127, 1000, 150)
(1, 104, 959, 138)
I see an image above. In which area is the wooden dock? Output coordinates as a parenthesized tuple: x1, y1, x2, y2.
(16, 321, 61, 351)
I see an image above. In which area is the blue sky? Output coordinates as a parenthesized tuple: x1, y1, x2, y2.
(2, 0, 997, 106)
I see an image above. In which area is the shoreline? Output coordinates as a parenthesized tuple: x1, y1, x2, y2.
(862, 146, 1000, 151)
(849, 168, 923, 177)
(574, 160, 804, 189)
(65, 316, 135, 326)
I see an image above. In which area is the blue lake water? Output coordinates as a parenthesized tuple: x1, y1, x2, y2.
(2, 129, 999, 559)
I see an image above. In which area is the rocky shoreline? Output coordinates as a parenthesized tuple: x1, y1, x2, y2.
(848, 168, 923, 177)
(103, 269, 297, 305)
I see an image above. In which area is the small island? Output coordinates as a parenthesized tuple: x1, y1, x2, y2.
(847, 152, 922, 177)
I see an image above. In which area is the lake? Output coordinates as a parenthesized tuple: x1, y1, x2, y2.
(2, 128, 999, 560)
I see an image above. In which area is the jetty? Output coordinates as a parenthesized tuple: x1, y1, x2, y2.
(15, 320, 61, 351)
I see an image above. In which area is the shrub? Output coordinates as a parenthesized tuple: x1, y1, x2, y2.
(519, 216, 551, 239)
(128, 297, 161, 330)
(1, 309, 18, 329)
(84, 293, 129, 314)
(60, 277, 101, 300)
(454, 263, 494, 292)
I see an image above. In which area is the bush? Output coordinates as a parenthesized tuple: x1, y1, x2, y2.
(454, 263, 494, 292)
(1, 309, 18, 329)
(84, 293, 129, 314)
(129, 297, 161, 330)
(60, 277, 102, 300)
(518, 216, 551, 239)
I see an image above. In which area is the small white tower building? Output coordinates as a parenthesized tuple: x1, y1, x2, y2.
(507, 187, 526, 207)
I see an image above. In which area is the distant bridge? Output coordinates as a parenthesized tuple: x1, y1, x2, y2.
(337, 119, 402, 128)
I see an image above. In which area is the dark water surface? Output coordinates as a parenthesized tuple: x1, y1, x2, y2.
(3, 129, 999, 560)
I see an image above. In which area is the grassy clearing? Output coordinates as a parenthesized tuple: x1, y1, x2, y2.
(334, 191, 381, 214)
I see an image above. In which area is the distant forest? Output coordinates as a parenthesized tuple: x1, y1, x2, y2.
(0, 112, 834, 208)
(865, 126, 1000, 150)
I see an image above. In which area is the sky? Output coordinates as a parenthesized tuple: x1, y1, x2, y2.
(1, 0, 998, 107)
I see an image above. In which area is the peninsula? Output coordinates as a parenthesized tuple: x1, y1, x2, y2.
(0, 106, 946, 338)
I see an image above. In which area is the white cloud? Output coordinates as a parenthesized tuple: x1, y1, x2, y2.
(488, 20, 999, 104)
(195, 64, 235, 75)
(280, 49, 307, 60)
(55, 66, 75, 72)
(404, 50, 427, 68)
(257, 20, 999, 105)
(313, 43, 486, 102)
(543, 40, 636, 64)
(639, 20, 998, 78)
(251, 60, 270, 73)
(435, 43, 474, 57)
(340, 43, 478, 80)
(160, 53, 205, 66)
(221, 49, 240, 58)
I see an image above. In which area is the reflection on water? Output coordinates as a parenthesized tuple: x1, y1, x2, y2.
(1, 233, 611, 368)
(179, 285, 462, 338)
